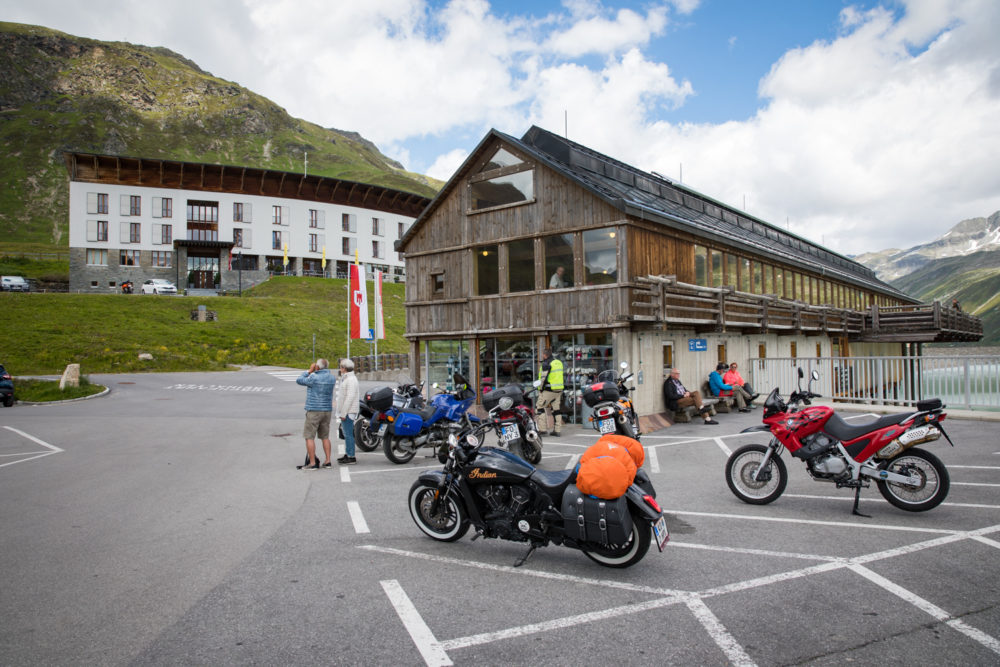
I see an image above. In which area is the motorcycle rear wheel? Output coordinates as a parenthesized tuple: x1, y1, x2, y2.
(876, 447, 950, 512)
(384, 436, 417, 464)
(725, 444, 787, 505)
(582, 516, 651, 568)
(408, 481, 469, 542)
(354, 419, 379, 452)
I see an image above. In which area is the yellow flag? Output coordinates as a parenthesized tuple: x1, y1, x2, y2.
(354, 248, 359, 265)
(322, 245, 327, 270)
(283, 242, 288, 267)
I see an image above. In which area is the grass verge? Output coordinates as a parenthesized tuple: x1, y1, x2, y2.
(15, 377, 105, 402)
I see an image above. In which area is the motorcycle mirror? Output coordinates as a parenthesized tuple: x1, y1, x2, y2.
(620, 361, 628, 370)
(532, 379, 542, 388)
(811, 370, 820, 381)
(797, 368, 804, 379)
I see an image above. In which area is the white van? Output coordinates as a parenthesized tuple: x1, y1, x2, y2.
(1, 276, 29, 292)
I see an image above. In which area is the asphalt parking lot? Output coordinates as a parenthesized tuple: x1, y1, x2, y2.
(1, 368, 998, 665)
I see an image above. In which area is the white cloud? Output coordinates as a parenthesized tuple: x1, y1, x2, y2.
(426, 148, 471, 181)
(545, 4, 669, 57)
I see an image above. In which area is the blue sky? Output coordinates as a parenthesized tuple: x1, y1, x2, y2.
(2, 0, 998, 255)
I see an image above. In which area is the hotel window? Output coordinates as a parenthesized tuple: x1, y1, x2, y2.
(86, 249, 107, 266)
(86, 220, 108, 242)
(764, 264, 774, 294)
(371, 217, 383, 236)
(583, 228, 617, 285)
(475, 245, 499, 295)
(120, 195, 141, 216)
(398, 222, 405, 239)
(233, 202, 252, 222)
(119, 222, 141, 244)
(152, 223, 172, 245)
(372, 239, 381, 258)
(309, 209, 325, 229)
(151, 251, 172, 268)
(309, 233, 322, 253)
(342, 236, 356, 256)
(119, 250, 139, 266)
(272, 230, 286, 251)
(87, 193, 109, 214)
(342, 213, 357, 232)
(775, 267, 784, 298)
(272, 205, 289, 225)
(152, 197, 172, 218)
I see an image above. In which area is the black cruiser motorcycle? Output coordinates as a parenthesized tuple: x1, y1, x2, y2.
(407, 421, 669, 568)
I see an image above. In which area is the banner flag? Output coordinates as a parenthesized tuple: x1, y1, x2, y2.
(282, 243, 288, 268)
(321, 246, 327, 271)
(374, 270, 385, 340)
(349, 263, 369, 339)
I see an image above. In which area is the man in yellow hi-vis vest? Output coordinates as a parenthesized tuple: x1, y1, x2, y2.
(536, 349, 564, 437)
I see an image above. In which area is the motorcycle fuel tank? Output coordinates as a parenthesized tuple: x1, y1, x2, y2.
(465, 447, 535, 485)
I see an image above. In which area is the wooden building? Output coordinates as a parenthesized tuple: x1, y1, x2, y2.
(396, 126, 982, 419)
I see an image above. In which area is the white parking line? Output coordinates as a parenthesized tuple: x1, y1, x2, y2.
(953, 482, 1000, 487)
(665, 509, 960, 534)
(381, 580, 452, 667)
(347, 501, 369, 534)
(713, 437, 731, 456)
(564, 454, 580, 470)
(686, 597, 757, 667)
(950, 465, 1000, 470)
(0, 427, 63, 469)
(646, 446, 660, 473)
(340, 466, 351, 482)
(784, 493, 1000, 510)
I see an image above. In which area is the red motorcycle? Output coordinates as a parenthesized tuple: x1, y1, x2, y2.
(725, 369, 954, 515)
(482, 383, 543, 464)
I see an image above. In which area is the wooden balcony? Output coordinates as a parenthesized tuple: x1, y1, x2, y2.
(632, 275, 982, 343)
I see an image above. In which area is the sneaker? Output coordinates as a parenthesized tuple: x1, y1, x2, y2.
(337, 455, 357, 465)
(297, 462, 320, 470)
(739, 408, 751, 413)
(548, 431, 560, 437)
(703, 419, 719, 425)
(321, 462, 332, 468)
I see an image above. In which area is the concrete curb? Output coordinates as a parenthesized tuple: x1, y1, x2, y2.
(15, 385, 111, 406)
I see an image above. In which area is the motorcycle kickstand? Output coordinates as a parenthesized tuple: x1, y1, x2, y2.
(851, 486, 871, 518)
(513, 543, 537, 568)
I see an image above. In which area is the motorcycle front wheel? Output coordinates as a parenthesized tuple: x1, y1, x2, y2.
(725, 444, 787, 505)
(876, 447, 950, 512)
(354, 419, 379, 452)
(408, 481, 470, 542)
(384, 436, 417, 464)
(582, 516, 651, 568)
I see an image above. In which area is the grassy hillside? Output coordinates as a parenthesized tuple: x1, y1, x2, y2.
(0, 21, 439, 251)
(0, 277, 408, 375)
(891, 249, 1000, 345)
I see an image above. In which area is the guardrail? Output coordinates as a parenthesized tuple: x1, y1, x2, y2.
(747, 355, 1000, 411)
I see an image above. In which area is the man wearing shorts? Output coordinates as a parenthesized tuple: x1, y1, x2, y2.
(295, 358, 336, 469)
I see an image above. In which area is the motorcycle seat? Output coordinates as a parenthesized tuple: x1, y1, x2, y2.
(529, 467, 577, 498)
(823, 411, 910, 442)
(401, 405, 437, 421)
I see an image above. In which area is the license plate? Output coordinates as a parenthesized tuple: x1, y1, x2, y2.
(378, 423, 388, 436)
(653, 515, 669, 551)
(501, 423, 519, 443)
(598, 418, 616, 434)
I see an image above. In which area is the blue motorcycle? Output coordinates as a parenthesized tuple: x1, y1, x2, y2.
(382, 373, 478, 464)
(357, 375, 425, 452)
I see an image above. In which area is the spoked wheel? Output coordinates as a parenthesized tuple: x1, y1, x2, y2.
(582, 516, 651, 568)
(876, 447, 950, 512)
(354, 419, 379, 452)
(383, 436, 417, 464)
(408, 481, 469, 542)
(725, 444, 787, 505)
(522, 435, 543, 465)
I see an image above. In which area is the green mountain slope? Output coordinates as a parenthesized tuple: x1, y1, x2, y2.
(0, 21, 440, 248)
(890, 249, 1000, 345)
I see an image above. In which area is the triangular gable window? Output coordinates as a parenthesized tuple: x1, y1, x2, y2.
(479, 148, 524, 172)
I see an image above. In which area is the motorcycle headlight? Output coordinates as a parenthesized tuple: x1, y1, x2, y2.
(465, 433, 480, 448)
(447, 434, 459, 450)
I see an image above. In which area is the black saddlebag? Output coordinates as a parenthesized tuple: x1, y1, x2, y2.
(561, 484, 630, 545)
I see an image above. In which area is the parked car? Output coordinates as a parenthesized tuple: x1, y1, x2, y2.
(141, 279, 177, 295)
(1, 276, 29, 292)
(0, 363, 14, 407)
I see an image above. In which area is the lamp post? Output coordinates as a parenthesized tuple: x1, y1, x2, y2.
(237, 251, 242, 296)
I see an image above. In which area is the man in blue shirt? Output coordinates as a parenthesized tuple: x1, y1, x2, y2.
(295, 358, 337, 469)
(708, 362, 751, 412)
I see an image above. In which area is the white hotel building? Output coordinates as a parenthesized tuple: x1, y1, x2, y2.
(64, 152, 432, 293)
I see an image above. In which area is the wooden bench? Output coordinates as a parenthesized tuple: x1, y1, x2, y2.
(702, 381, 735, 413)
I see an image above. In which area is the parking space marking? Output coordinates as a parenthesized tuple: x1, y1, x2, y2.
(784, 493, 1000, 510)
(669, 541, 842, 563)
(953, 481, 1000, 487)
(950, 465, 1000, 470)
(646, 446, 660, 473)
(713, 437, 731, 456)
(381, 580, 452, 667)
(347, 501, 370, 534)
(665, 509, 960, 534)
(686, 597, 757, 667)
(340, 466, 351, 482)
(349, 463, 440, 476)
(1, 427, 63, 469)
(564, 454, 580, 470)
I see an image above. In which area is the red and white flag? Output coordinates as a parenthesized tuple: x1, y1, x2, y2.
(373, 270, 385, 340)
(349, 263, 369, 339)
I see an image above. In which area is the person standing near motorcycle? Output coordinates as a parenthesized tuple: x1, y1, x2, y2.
(336, 358, 360, 465)
(536, 349, 564, 437)
(664, 368, 718, 425)
(709, 362, 752, 412)
(296, 358, 336, 469)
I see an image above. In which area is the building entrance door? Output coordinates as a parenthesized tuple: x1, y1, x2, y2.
(187, 254, 219, 289)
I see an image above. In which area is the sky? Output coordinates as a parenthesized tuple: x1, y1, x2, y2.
(3, 0, 1000, 255)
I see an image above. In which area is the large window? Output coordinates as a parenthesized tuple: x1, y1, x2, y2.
(86, 249, 107, 266)
(86, 220, 108, 242)
(120, 222, 140, 244)
(187, 200, 218, 222)
(152, 197, 172, 218)
(726, 254, 737, 288)
(469, 171, 533, 211)
(694, 245, 707, 285)
(87, 192, 108, 214)
(372, 240, 381, 258)
(121, 195, 140, 216)
(151, 251, 172, 267)
(740, 258, 750, 292)
(711, 250, 723, 287)
(119, 250, 139, 266)
(475, 245, 499, 295)
(342, 213, 357, 232)
(508, 238, 534, 292)
(544, 234, 574, 289)
(372, 217, 383, 236)
(153, 223, 172, 245)
(583, 228, 617, 285)
(342, 236, 356, 256)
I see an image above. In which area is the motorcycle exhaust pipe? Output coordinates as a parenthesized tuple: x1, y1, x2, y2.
(876, 425, 942, 459)
(525, 429, 540, 443)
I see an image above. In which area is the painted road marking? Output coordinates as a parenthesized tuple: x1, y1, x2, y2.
(340, 466, 351, 483)
(686, 597, 757, 667)
(0, 427, 63, 469)
(164, 383, 273, 392)
(784, 493, 1000, 510)
(665, 509, 960, 534)
(381, 580, 452, 667)
(713, 437, 731, 456)
(564, 454, 580, 470)
(347, 501, 369, 534)
(646, 446, 660, 473)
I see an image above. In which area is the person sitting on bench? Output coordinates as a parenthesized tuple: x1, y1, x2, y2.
(723, 362, 759, 407)
(709, 362, 752, 412)
(664, 368, 718, 425)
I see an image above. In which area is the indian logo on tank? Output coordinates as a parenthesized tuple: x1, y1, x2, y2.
(468, 468, 498, 479)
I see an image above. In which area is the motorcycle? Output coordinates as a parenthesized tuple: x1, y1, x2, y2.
(481, 383, 543, 464)
(407, 420, 669, 568)
(584, 362, 641, 439)
(356, 375, 425, 453)
(382, 373, 478, 464)
(120, 280, 134, 294)
(725, 368, 955, 515)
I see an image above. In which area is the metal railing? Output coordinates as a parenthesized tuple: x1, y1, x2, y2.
(748, 356, 1000, 411)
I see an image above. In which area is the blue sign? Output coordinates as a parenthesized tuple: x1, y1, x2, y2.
(688, 338, 708, 352)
